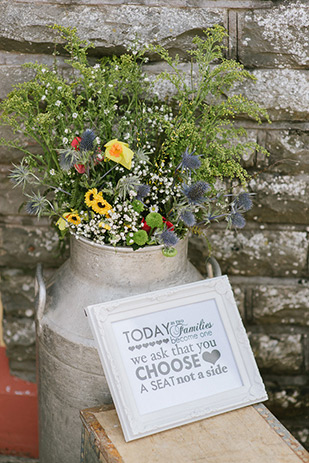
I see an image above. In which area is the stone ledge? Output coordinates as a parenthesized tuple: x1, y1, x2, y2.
(0, 2, 224, 55)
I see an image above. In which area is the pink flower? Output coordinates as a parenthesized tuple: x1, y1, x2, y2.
(70, 137, 85, 173)
(163, 217, 174, 231)
(71, 137, 81, 150)
(74, 163, 86, 174)
(142, 216, 174, 233)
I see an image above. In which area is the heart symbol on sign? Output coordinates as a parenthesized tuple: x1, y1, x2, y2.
(163, 338, 169, 343)
(156, 340, 162, 345)
(202, 350, 221, 365)
(136, 344, 142, 350)
(129, 346, 135, 351)
(150, 342, 155, 347)
(143, 343, 149, 348)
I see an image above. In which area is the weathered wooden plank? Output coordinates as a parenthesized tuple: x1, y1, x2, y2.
(80, 404, 309, 463)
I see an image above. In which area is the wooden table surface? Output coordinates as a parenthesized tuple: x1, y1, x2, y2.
(80, 404, 309, 463)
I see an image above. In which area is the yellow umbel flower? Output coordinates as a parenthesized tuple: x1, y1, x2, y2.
(92, 194, 112, 216)
(104, 139, 134, 170)
(84, 188, 98, 208)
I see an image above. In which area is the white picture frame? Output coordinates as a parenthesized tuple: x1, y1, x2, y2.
(86, 275, 267, 442)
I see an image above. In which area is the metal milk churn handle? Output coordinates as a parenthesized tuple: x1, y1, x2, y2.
(35, 263, 46, 336)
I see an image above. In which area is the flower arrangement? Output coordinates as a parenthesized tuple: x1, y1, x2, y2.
(1, 25, 269, 256)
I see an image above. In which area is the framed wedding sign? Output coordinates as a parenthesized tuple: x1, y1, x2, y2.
(86, 275, 267, 442)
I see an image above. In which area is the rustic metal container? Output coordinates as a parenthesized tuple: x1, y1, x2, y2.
(35, 235, 203, 463)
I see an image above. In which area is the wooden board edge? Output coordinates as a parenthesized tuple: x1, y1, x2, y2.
(253, 404, 309, 463)
(80, 405, 124, 463)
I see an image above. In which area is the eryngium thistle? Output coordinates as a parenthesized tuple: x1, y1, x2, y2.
(9, 163, 33, 188)
(59, 149, 79, 171)
(230, 212, 246, 229)
(25, 192, 49, 217)
(117, 176, 140, 199)
(79, 129, 96, 151)
(183, 181, 210, 204)
(136, 184, 150, 201)
(234, 192, 253, 212)
(158, 229, 179, 247)
(178, 148, 201, 173)
(180, 209, 196, 227)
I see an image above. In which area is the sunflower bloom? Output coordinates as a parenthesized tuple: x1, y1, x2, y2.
(85, 188, 98, 208)
(104, 139, 134, 170)
(56, 211, 81, 230)
(92, 194, 112, 216)
(67, 211, 81, 226)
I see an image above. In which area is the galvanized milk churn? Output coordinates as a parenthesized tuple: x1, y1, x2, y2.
(35, 234, 207, 463)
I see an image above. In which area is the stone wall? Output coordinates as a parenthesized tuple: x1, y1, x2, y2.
(0, 0, 308, 450)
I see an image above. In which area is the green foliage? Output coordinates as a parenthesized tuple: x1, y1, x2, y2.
(1, 24, 270, 249)
(148, 24, 270, 184)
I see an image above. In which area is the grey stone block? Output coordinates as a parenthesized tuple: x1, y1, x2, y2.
(2, 317, 36, 381)
(0, 223, 65, 268)
(0, 2, 224, 56)
(238, 1, 309, 68)
(0, 124, 42, 164)
(249, 333, 303, 373)
(252, 282, 309, 326)
(266, 384, 309, 417)
(231, 69, 309, 122)
(189, 228, 308, 278)
(0, 166, 29, 216)
(249, 173, 309, 224)
(264, 129, 309, 175)
(0, 268, 35, 318)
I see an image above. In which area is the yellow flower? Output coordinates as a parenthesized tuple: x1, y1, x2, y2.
(56, 212, 71, 231)
(56, 211, 81, 230)
(104, 139, 134, 170)
(85, 188, 98, 208)
(99, 222, 111, 230)
(66, 211, 81, 226)
(92, 193, 112, 216)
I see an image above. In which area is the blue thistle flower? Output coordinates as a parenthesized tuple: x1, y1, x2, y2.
(136, 184, 150, 201)
(158, 229, 179, 247)
(180, 210, 196, 227)
(234, 192, 253, 212)
(25, 192, 49, 217)
(183, 181, 210, 204)
(9, 163, 33, 188)
(59, 149, 78, 171)
(230, 212, 246, 229)
(79, 129, 96, 151)
(178, 148, 201, 173)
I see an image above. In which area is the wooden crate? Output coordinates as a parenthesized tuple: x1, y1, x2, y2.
(80, 404, 309, 463)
